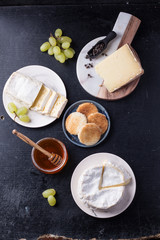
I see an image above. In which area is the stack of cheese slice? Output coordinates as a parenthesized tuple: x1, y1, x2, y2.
(78, 162, 131, 210)
(4, 72, 67, 118)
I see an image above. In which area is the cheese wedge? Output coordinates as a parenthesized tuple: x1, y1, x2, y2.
(95, 44, 144, 93)
(31, 85, 51, 112)
(40, 90, 58, 115)
(50, 94, 68, 118)
(4, 72, 42, 108)
(78, 163, 125, 210)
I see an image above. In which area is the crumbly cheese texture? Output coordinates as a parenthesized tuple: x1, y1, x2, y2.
(31, 85, 51, 111)
(95, 44, 144, 93)
(78, 163, 125, 210)
(50, 94, 68, 118)
(4, 72, 42, 108)
(40, 90, 58, 115)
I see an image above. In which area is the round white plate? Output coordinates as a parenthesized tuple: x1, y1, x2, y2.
(71, 152, 136, 218)
(3, 65, 67, 128)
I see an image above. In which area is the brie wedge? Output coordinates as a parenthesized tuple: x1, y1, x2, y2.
(4, 72, 42, 108)
(78, 163, 126, 210)
(50, 94, 68, 118)
(40, 90, 58, 115)
(31, 85, 51, 112)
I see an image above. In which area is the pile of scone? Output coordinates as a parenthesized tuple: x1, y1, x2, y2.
(65, 102, 108, 146)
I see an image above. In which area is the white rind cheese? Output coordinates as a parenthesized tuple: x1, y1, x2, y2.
(4, 72, 42, 108)
(95, 44, 144, 93)
(31, 85, 51, 112)
(40, 90, 58, 115)
(50, 94, 68, 118)
(78, 163, 126, 210)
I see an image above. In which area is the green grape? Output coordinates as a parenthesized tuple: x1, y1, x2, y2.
(59, 36, 72, 44)
(64, 49, 74, 58)
(40, 42, 51, 52)
(69, 47, 75, 55)
(49, 36, 57, 47)
(53, 46, 61, 55)
(55, 28, 62, 38)
(48, 46, 54, 55)
(54, 54, 61, 61)
(42, 189, 56, 198)
(19, 115, 30, 123)
(16, 107, 28, 116)
(48, 195, 56, 206)
(62, 41, 70, 49)
(58, 53, 66, 63)
(8, 102, 17, 113)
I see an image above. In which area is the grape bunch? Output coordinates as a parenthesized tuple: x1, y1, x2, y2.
(40, 28, 75, 63)
(42, 188, 56, 206)
(8, 102, 30, 123)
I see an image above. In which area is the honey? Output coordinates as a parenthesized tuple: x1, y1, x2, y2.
(32, 138, 68, 174)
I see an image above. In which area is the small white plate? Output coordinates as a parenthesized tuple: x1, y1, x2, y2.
(71, 152, 136, 218)
(2, 65, 67, 128)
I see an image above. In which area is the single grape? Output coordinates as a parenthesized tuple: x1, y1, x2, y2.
(48, 195, 56, 206)
(53, 46, 61, 55)
(69, 47, 75, 55)
(54, 54, 61, 61)
(59, 36, 72, 44)
(8, 102, 17, 113)
(64, 49, 74, 58)
(19, 115, 30, 123)
(62, 41, 70, 49)
(16, 107, 28, 116)
(42, 189, 56, 198)
(55, 28, 62, 38)
(48, 46, 54, 55)
(40, 42, 51, 52)
(58, 53, 66, 63)
(49, 36, 57, 47)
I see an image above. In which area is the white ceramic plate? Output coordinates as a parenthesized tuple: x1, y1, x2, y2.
(2, 65, 67, 128)
(71, 152, 136, 218)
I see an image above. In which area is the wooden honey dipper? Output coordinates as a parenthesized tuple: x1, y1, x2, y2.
(12, 129, 63, 166)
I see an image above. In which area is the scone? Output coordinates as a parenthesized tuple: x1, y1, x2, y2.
(65, 112, 87, 135)
(76, 102, 98, 118)
(88, 112, 108, 134)
(78, 123, 101, 146)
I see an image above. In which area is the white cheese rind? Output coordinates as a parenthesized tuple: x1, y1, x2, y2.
(78, 163, 125, 210)
(40, 90, 58, 115)
(50, 94, 68, 118)
(95, 44, 144, 93)
(31, 85, 51, 112)
(4, 72, 42, 108)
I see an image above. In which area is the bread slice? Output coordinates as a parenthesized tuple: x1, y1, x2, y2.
(65, 112, 87, 135)
(76, 102, 98, 118)
(78, 123, 101, 145)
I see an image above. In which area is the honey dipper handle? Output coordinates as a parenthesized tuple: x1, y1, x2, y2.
(12, 129, 52, 159)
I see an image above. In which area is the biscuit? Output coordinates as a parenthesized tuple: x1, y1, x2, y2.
(88, 112, 108, 134)
(76, 102, 98, 118)
(65, 112, 87, 135)
(78, 123, 101, 146)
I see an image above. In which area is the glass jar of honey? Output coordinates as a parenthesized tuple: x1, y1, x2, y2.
(31, 138, 68, 174)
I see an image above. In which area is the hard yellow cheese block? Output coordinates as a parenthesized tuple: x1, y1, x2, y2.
(95, 44, 144, 93)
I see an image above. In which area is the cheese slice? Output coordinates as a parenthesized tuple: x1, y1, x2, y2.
(40, 90, 58, 115)
(50, 94, 68, 118)
(95, 44, 144, 93)
(31, 85, 51, 111)
(78, 163, 125, 210)
(4, 72, 42, 108)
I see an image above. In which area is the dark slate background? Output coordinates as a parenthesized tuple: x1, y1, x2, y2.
(0, 1, 160, 240)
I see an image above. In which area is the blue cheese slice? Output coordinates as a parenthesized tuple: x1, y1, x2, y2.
(31, 85, 51, 112)
(40, 90, 58, 115)
(50, 94, 68, 118)
(4, 72, 42, 108)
